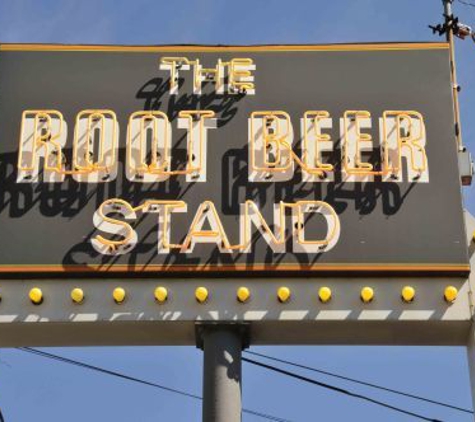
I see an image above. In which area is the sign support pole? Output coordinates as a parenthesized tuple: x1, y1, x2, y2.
(467, 324, 475, 422)
(465, 211, 475, 421)
(443, 0, 463, 149)
(197, 324, 249, 422)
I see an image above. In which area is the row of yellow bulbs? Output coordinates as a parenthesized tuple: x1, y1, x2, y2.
(24, 285, 460, 305)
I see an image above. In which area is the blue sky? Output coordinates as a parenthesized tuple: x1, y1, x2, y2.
(0, 0, 475, 421)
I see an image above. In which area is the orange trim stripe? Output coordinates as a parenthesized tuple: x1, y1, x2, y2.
(0, 263, 468, 273)
(0, 43, 449, 53)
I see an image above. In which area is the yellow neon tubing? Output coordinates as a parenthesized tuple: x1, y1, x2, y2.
(127, 111, 171, 175)
(93, 199, 136, 251)
(129, 110, 215, 178)
(294, 201, 339, 246)
(342, 110, 391, 176)
(94, 198, 339, 252)
(382, 111, 427, 175)
(160, 57, 193, 92)
(250, 111, 293, 173)
(229, 58, 255, 93)
(302, 111, 334, 173)
(17, 110, 63, 173)
(18, 110, 94, 176)
(73, 110, 118, 174)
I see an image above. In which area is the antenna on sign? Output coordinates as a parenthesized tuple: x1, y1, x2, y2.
(429, 0, 474, 185)
(429, 14, 474, 39)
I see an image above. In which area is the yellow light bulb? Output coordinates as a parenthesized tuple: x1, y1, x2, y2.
(277, 287, 291, 303)
(237, 287, 251, 303)
(29, 287, 43, 305)
(71, 288, 85, 304)
(444, 286, 458, 303)
(318, 287, 332, 303)
(195, 287, 209, 303)
(113, 287, 126, 304)
(401, 286, 415, 303)
(154, 287, 168, 303)
(360, 287, 374, 303)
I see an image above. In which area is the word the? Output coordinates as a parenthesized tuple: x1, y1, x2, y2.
(159, 56, 256, 95)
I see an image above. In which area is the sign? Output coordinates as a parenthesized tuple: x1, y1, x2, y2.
(0, 43, 468, 275)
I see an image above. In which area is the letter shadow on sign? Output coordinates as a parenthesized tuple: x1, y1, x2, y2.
(136, 77, 245, 125)
(321, 148, 418, 217)
(220, 143, 419, 267)
(222, 145, 417, 219)
(324, 181, 417, 217)
(0, 150, 113, 219)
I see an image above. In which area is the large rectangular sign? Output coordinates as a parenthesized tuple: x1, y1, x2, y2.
(0, 43, 468, 275)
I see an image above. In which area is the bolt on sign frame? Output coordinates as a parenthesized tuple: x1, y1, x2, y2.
(0, 42, 474, 419)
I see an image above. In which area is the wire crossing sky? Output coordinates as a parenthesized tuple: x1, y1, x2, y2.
(0, 1, 474, 421)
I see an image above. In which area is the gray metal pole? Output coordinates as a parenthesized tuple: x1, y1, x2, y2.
(443, 0, 463, 149)
(467, 325, 475, 422)
(201, 326, 244, 422)
(443, 0, 453, 21)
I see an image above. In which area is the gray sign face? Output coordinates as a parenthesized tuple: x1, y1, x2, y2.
(0, 43, 468, 276)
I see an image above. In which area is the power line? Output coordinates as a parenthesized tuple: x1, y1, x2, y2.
(15, 347, 457, 421)
(458, 0, 475, 8)
(18, 347, 292, 422)
(245, 351, 473, 414)
(458, 0, 475, 27)
(243, 357, 444, 422)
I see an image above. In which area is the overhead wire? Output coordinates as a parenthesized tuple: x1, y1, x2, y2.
(18, 347, 292, 422)
(245, 350, 473, 414)
(458, 0, 475, 8)
(17, 347, 462, 421)
(458, 0, 475, 29)
(243, 357, 444, 422)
